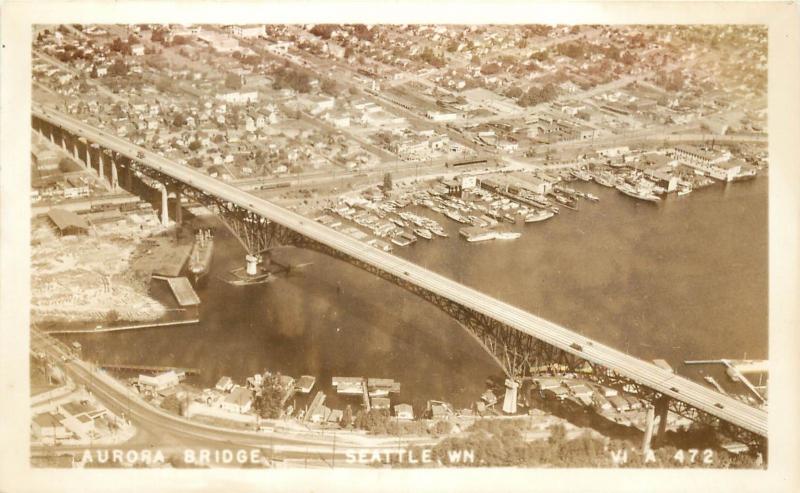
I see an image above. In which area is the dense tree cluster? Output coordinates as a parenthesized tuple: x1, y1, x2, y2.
(480, 62, 502, 76)
(252, 374, 286, 419)
(517, 83, 559, 107)
(225, 72, 244, 90)
(655, 69, 685, 92)
(107, 59, 129, 77)
(350, 24, 374, 42)
(415, 47, 445, 69)
(272, 64, 312, 93)
(310, 24, 337, 40)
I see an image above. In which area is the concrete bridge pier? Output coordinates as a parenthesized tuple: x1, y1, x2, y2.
(245, 254, 260, 276)
(96, 148, 104, 182)
(174, 187, 183, 225)
(72, 138, 81, 164)
(655, 397, 669, 438)
(85, 143, 94, 171)
(642, 404, 656, 453)
(160, 184, 169, 226)
(110, 158, 119, 191)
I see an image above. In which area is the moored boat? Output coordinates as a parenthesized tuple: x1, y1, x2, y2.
(414, 228, 433, 240)
(525, 209, 555, 223)
(616, 182, 661, 202)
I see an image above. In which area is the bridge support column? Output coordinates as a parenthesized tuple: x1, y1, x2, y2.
(160, 184, 169, 226)
(61, 132, 68, 152)
(110, 158, 119, 191)
(174, 187, 183, 225)
(96, 149, 104, 181)
(124, 162, 133, 190)
(246, 254, 259, 276)
(654, 397, 670, 444)
(642, 404, 656, 454)
(72, 140, 80, 164)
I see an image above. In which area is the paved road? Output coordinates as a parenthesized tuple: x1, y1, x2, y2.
(32, 104, 768, 439)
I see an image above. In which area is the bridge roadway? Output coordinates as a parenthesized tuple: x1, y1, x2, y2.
(33, 104, 767, 438)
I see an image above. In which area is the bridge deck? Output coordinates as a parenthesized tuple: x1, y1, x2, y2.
(33, 104, 767, 438)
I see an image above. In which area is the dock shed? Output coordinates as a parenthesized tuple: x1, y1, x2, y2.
(47, 208, 90, 235)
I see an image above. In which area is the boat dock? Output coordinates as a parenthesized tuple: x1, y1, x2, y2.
(304, 391, 325, 424)
(684, 359, 766, 403)
(704, 375, 727, 395)
(152, 275, 201, 306)
(99, 363, 200, 375)
(43, 318, 200, 334)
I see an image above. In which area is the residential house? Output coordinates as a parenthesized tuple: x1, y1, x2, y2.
(215, 376, 234, 392)
(394, 403, 414, 420)
(138, 371, 180, 392)
(220, 386, 253, 414)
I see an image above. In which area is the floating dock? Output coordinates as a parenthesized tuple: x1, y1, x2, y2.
(44, 318, 200, 334)
(304, 391, 325, 424)
(152, 276, 201, 306)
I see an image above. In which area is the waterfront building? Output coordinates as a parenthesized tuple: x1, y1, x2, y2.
(138, 371, 179, 392)
(220, 386, 253, 414)
(47, 208, 89, 236)
(215, 376, 234, 392)
(394, 403, 414, 420)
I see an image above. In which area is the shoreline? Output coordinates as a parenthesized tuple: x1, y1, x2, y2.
(42, 317, 201, 335)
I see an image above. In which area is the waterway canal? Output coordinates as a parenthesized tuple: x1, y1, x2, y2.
(66, 175, 768, 412)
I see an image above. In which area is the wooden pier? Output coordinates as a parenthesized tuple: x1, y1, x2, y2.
(44, 318, 199, 334)
(100, 363, 200, 375)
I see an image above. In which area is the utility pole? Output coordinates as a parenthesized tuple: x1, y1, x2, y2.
(332, 429, 336, 469)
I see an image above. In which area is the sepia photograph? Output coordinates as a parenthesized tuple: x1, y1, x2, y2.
(1, 1, 799, 492)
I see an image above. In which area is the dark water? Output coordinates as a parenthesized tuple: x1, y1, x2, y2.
(66, 176, 768, 412)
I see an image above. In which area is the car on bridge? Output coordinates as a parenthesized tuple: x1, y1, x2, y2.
(137, 151, 145, 159)
(570, 342, 583, 351)
(715, 403, 725, 409)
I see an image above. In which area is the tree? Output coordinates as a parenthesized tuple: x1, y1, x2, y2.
(172, 113, 187, 128)
(480, 62, 501, 75)
(341, 405, 353, 429)
(320, 78, 338, 96)
(253, 374, 285, 419)
(225, 72, 244, 90)
(106, 309, 120, 323)
(109, 37, 126, 53)
(108, 59, 128, 77)
(188, 140, 202, 151)
(310, 24, 336, 40)
(418, 47, 444, 68)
